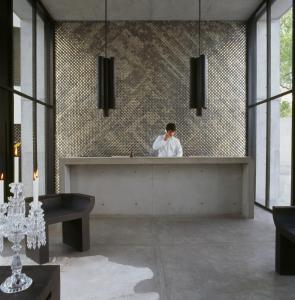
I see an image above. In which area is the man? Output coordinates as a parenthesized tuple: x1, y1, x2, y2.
(152, 123, 183, 157)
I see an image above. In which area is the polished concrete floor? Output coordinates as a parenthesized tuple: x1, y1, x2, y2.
(48, 207, 295, 300)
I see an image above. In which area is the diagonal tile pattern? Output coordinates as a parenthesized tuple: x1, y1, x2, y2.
(55, 21, 246, 188)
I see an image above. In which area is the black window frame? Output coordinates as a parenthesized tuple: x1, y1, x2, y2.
(247, 0, 295, 210)
(0, 0, 55, 197)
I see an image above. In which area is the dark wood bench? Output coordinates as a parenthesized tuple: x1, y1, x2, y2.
(273, 206, 295, 275)
(25, 193, 95, 264)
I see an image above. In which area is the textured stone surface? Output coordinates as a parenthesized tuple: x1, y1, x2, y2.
(2, 208, 289, 299)
(60, 156, 249, 165)
(41, 207, 295, 300)
(55, 21, 246, 187)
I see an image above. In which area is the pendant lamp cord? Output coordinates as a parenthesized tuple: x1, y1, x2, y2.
(198, 0, 201, 57)
(105, 0, 108, 57)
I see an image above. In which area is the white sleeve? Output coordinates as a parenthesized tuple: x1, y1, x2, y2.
(153, 136, 167, 150)
(176, 140, 183, 157)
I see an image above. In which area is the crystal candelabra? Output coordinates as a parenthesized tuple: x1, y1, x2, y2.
(0, 182, 46, 293)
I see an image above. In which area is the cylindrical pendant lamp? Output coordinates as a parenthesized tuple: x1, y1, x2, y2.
(190, 54, 208, 116)
(97, 0, 115, 117)
(190, 0, 208, 116)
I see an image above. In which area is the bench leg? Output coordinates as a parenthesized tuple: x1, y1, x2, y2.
(62, 216, 90, 252)
(276, 230, 295, 275)
(26, 225, 50, 264)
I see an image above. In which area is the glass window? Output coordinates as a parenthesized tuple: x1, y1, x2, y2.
(255, 103, 267, 206)
(13, 12, 21, 87)
(269, 94, 292, 207)
(13, 0, 33, 97)
(37, 14, 46, 103)
(252, 0, 293, 209)
(37, 104, 46, 195)
(13, 1, 51, 195)
(20, 99, 34, 198)
(256, 10, 267, 102)
(13, 0, 34, 197)
(36, 14, 46, 194)
(271, 0, 293, 96)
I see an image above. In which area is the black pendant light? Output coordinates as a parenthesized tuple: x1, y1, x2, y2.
(190, 0, 208, 116)
(97, 0, 115, 117)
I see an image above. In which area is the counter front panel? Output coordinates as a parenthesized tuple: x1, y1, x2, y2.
(59, 157, 254, 218)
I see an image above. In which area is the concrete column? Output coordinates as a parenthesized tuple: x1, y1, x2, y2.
(20, 19, 33, 198)
(36, 15, 46, 195)
(255, 19, 267, 204)
(269, 19, 281, 206)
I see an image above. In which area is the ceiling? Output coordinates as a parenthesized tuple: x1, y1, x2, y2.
(41, 0, 263, 21)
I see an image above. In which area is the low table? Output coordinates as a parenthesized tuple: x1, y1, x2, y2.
(0, 265, 60, 299)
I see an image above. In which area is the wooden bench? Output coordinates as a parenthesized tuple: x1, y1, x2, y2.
(25, 193, 95, 264)
(273, 206, 295, 275)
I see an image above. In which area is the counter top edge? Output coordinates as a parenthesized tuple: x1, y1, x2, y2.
(59, 157, 250, 165)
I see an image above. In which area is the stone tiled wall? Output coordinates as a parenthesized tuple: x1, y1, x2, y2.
(55, 21, 246, 170)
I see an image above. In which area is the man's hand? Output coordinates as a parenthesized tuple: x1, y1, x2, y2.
(164, 132, 170, 141)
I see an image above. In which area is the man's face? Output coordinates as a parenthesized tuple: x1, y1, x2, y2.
(167, 130, 176, 137)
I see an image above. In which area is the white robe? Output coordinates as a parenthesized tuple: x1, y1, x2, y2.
(152, 135, 183, 157)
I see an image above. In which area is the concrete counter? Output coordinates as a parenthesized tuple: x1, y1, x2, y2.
(59, 157, 254, 218)
(60, 156, 249, 165)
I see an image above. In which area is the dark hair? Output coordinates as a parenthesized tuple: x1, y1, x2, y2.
(166, 123, 176, 132)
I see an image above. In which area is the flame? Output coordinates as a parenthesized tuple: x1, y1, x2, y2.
(33, 170, 39, 180)
(14, 145, 18, 156)
(0, 173, 3, 180)
(14, 143, 21, 157)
